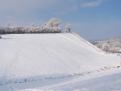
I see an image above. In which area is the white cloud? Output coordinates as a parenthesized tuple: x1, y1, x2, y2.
(80, 0, 103, 8)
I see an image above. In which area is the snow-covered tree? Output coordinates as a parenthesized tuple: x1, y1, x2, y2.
(0, 18, 73, 34)
(64, 23, 71, 33)
(42, 18, 61, 32)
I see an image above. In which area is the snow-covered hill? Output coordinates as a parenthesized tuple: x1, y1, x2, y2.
(92, 37, 121, 53)
(0, 33, 121, 91)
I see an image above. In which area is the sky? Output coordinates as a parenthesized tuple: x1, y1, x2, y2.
(0, 0, 121, 40)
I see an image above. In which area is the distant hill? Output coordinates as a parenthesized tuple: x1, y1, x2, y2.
(91, 37, 121, 53)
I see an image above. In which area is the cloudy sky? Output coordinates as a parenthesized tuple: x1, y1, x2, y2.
(0, 0, 121, 40)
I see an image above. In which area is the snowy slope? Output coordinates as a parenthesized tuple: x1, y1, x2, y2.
(0, 33, 120, 80)
(18, 69, 121, 91)
(45, 70, 121, 91)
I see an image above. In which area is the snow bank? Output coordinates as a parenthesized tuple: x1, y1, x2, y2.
(0, 33, 120, 79)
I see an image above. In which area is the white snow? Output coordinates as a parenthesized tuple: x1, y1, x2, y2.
(0, 33, 120, 78)
(17, 68, 121, 91)
(0, 33, 121, 91)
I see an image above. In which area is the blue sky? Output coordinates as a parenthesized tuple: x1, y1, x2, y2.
(0, 0, 121, 40)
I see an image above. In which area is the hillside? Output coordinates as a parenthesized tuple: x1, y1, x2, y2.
(0, 33, 121, 91)
(0, 33, 120, 77)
